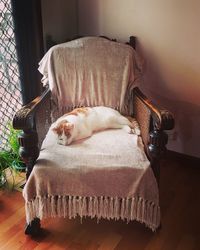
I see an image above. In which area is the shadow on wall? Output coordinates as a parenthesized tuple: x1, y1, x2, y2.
(136, 44, 200, 158)
(78, 0, 101, 36)
(161, 97, 199, 158)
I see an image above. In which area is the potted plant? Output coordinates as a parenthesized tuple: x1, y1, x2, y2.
(0, 150, 13, 186)
(0, 123, 25, 188)
(6, 123, 25, 172)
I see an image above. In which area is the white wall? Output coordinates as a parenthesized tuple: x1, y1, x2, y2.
(78, 0, 137, 40)
(41, 0, 78, 50)
(78, 0, 200, 157)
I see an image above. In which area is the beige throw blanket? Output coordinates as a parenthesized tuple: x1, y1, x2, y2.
(24, 127, 160, 231)
(26, 37, 160, 231)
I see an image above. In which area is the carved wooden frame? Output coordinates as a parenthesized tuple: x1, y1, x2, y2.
(12, 36, 174, 235)
(133, 87, 174, 182)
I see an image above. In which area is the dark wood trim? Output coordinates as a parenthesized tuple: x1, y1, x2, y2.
(132, 87, 175, 185)
(24, 218, 42, 236)
(100, 35, 136, 49)
(99, 35, 117, 42)
(148, 130, 168, 185)
(46, 35, 137, 51)
(166, 150, 200, 166)
(12, 88, 50, 236)
(127, 36, 136, 49)
(13, 87, 50, 130)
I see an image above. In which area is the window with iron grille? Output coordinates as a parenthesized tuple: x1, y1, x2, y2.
(0, 0, 22, 150)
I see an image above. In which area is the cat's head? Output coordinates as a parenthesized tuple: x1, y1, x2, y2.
(52, 120, 74, 145)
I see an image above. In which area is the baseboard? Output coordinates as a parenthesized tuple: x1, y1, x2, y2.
(166, 150, 200, 166)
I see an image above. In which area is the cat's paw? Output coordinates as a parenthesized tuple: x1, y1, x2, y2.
(132, 127, 141, 135)
(123, 125, 132, 134)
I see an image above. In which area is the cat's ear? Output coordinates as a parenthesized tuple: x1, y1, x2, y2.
(63, 123, 74, 136)
(52, 126, 63, 135)
(52, 126, 60, 134)
(65, 123, 74, 130)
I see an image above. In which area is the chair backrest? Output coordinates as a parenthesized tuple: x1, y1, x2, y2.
(38, 37, 141, 118)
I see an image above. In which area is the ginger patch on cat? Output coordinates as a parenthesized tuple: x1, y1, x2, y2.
(67, 107, 89, 116)
(53, 121, 74, 138)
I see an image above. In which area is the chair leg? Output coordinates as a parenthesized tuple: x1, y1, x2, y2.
(25, 218, 42, 236)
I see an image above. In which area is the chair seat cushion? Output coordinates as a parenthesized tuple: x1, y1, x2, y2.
(23, 126, 160, 231)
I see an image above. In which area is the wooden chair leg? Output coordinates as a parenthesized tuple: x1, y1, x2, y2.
(25, 218, 42, 236)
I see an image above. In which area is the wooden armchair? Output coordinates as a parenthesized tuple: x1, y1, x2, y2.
(13, 36, 174, 236)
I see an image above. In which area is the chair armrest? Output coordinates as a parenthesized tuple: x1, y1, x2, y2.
(133, 87, 174, 131)
(12, 87, 51, 178)
(133, 87, 174, 184)
(133, 87, 174, 150)
(13, 87, 51, 130)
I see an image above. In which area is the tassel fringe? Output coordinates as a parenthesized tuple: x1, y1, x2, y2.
(25, 196, 160, 231)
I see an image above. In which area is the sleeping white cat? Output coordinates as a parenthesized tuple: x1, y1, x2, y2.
(52, 106, 140, 145)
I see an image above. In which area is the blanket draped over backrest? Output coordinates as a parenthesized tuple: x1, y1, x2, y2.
(38, 37, 142, 117)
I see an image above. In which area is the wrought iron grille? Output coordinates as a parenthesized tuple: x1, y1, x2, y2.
(0, 0, 22, 149)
